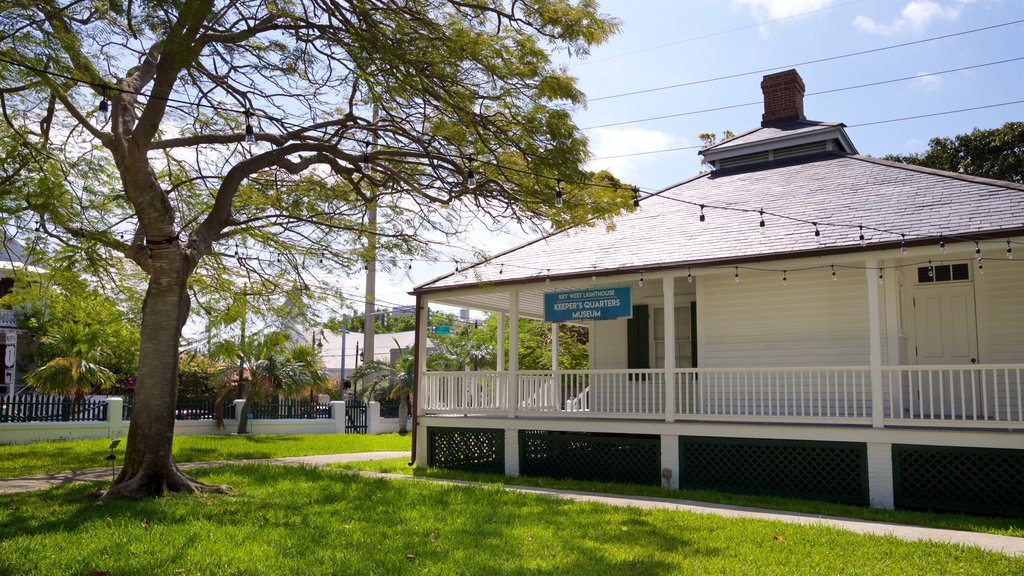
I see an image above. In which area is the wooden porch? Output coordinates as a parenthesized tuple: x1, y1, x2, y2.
(421, 364, 1024, 430)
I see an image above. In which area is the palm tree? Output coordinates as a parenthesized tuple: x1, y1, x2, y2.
(211, 331, 331, 434)
(349, 340, 414, 433)
(25, 321, 117, 421)
(25, 321, 117, 396)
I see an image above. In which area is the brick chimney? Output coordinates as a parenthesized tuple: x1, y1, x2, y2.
(761, 69, 806, 127)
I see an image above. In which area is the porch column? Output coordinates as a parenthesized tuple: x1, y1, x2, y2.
(507, 290, 520, 417)
(551, 323, 560, 369)
(416, 298, 430, 418)
(496, 312, 505, 372)
(866, 259, 884, 428)
(663, 276, 676, 422)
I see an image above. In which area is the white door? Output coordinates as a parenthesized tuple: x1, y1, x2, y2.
(914, 284, 978, 365)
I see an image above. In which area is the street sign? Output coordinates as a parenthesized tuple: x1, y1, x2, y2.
(431, 325, 451, 335)
(544, 286, 632, 323)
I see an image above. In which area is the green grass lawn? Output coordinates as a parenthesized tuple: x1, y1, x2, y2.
(338, 457, 1024, 539)
(1, 464, 1020, 576)
(0, 434, 411, 478)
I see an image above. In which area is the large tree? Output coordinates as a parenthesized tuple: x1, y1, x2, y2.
(883, 121, 1024, 184)
(0, 1, 626, 497)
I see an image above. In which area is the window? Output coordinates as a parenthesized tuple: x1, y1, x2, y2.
(917, 263, 970, 284)
(652, 305, 693, 368)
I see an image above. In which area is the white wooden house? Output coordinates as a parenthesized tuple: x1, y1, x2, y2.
(408, 70, 1024, 515)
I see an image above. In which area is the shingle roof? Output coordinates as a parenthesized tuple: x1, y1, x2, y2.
(416, 152, 1024, 293)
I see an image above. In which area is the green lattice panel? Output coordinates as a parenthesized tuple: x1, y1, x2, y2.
(519, 431, 661, 485)
(893, 445, 1024, 517)
(679, 437, 867, 505)
(427, 427, 504, 473)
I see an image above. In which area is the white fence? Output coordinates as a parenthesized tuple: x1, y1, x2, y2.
(0, 398, 360, 446)
(421, 364, 1024, 429)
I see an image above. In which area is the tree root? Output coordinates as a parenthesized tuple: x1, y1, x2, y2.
(100, 463, 231, 500)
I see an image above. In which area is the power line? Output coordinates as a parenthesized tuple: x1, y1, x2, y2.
(589, 98, 1024, 161)
(582, 56, 1024, 131)
(848, 100, 1024, 127)
(571, 0, 870, 68)
(588, 18, 1024, 103)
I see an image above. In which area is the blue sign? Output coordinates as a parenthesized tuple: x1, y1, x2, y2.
(544, 286, 633, 323)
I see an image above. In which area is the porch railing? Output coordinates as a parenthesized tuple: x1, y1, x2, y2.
(675, 367, 871, 423)
(884, 365, 1023, 427)
(421, 364, 1024, 429)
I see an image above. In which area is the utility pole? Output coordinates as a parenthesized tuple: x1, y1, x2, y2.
(363, 104, 378, 401)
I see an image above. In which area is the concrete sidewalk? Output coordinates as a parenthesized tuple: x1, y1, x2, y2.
(2, 451, 1022, 558)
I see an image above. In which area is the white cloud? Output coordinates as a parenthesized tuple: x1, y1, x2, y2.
(585, 127, 684, 182)
(733, 0, 834, 20)
(854, 1, 962, 36)
(912, 71, 943, 91)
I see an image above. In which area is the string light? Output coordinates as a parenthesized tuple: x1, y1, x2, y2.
(831, 263, 836, 280)
(939, 235, 946, 253)
(362, 142, 372, 172)
(244, 109, 255, 144)
(466, 156, 477, 188)
(1007, 239, 1014, 259)
(900, 234, 908, 255)
(97, 87, 109, 122)
(734, 266, 739, 282)
(499, 264, 504, 275)
(927, 259, 934, 278)
(975, 240, 982, 260)
(699, 205, 705, 223)
(978, 257, 984, 274)
(759, 209, 765, 229)
(878, 269, 884, 284)
(638, 271, 644, 287)
(632, 186, 641, 208)
(813, 222, 820, 237)
(545, 269, 551, 284)
(555, 179, 563, 208)
(687, 267, 693, 283)
(858, 225, 865, 246)
(782, 270, 787, 286)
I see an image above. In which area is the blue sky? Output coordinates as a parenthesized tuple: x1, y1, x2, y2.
(367, 0, 1023, 312)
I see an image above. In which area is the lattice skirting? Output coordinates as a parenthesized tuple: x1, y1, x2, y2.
(427, 427, 504, 473)
(519, 431, 661, 485)
(679, 437, 868, 505)
(893, 445, 1024, 516)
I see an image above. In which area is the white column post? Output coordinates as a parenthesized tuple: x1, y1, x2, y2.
(504, 428, 520, 477)
(660, 434, 679, 489)
(867, 442, 894, 509)
(105, 397, 125, 438)
(866, 259, 884, 428)
(416, 299, 430, 417)
(551, 323, 560, 369)
(551, 322, 560, 412)
(496, 312, 505, 372)
(367, 401, 381, 434)
(232, 399, 248, 433)
(507, 291, 520, 417)
(663, 276, 676, 422)
(330, 401, 346, 434)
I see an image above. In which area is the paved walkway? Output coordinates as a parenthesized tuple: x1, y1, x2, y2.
(2, 452, 1022, 558)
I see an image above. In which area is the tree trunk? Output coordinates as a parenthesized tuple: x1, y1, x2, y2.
(236, 387, 253, 435)
(103, 247, 228, 499)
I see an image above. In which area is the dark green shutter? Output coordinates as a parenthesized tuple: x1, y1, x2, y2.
(627, 305, 649, 369)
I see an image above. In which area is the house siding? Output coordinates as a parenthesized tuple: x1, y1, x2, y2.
(700, 268, 871, 368)
(976, 258, 1024, 363)
(591, 317, 628, 369)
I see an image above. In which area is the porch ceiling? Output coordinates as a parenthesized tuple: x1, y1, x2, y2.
(425, 281, 601, 321)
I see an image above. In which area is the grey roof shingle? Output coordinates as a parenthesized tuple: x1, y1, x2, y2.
(416, 152, 1024, 292)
